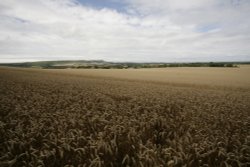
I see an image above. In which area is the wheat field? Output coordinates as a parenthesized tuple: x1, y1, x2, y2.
(0, 67, 249, 167)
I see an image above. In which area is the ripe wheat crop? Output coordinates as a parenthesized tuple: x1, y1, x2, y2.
(0, 67, 249, 167)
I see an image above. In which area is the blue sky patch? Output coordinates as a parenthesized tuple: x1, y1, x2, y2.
(196, 24, 220, 33)
(77, 0, 127, 12)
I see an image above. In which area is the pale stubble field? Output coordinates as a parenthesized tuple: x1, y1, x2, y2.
(28, 65, 250, 88)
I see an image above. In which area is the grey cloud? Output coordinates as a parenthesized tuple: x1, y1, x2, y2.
(0, 0, 249, 63)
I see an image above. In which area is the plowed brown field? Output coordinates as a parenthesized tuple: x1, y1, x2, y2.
(0, 67, 249, 167)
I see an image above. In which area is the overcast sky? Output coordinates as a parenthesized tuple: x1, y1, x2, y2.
(0, 0, 249, 63)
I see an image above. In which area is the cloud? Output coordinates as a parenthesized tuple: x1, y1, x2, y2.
(0, 0, 249, 62)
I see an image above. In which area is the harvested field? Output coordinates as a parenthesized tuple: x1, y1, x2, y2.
(0, 67, 250, 167)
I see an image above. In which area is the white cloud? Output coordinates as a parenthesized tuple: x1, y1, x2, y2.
(0, 0, 249, 62)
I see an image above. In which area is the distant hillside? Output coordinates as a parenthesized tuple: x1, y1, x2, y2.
(0, 60, 248, 69)
(0, 60, 107, 69)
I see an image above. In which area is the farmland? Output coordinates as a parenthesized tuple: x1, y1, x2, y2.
(0, 67, 250, 167)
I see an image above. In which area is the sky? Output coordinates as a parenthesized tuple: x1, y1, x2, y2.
(0, 0, 250, 63)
